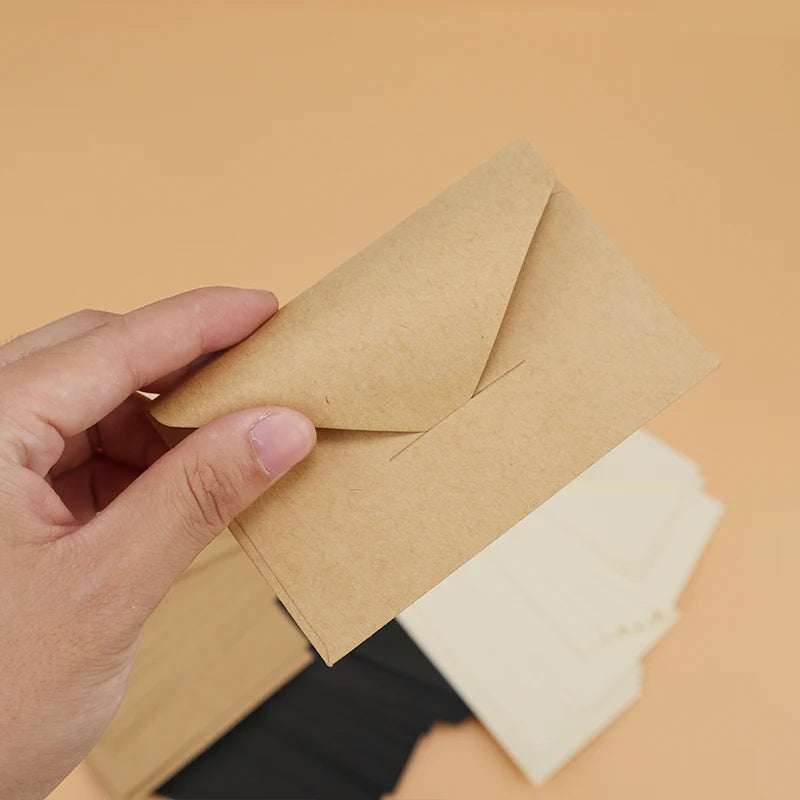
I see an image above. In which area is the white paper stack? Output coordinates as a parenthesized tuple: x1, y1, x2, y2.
(399, 430, 723, 785)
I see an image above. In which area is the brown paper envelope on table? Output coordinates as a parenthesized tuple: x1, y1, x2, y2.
(87, 531, 312, 800)
(152, 139, 718, 665)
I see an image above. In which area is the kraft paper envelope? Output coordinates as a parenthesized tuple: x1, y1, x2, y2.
(152, 140, 717, 664)
(88, 532, 312, 799)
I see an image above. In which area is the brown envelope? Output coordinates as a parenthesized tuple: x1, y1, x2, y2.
(87, 532, 312, 799)
(152, 140, 717, 665)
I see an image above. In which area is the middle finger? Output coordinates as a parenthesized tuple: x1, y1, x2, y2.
(50, 393, 168, 477)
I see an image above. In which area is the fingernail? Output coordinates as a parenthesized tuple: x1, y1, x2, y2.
(239, 288, 278, 315)
(249, 409, 316, 480)
(256, 289, 279, 314)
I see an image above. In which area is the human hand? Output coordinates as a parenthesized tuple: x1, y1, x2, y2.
(0, 288, 316, 800)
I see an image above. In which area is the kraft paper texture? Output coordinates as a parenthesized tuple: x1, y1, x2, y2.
(152, 140, 717, 664)
(87, 533, 312, 799)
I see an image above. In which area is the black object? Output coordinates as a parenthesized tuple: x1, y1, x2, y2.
(159, 619, 470, 800)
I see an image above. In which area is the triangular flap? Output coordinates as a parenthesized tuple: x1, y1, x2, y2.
(153, 141, 555, 432)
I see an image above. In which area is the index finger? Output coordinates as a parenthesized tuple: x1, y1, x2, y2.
(3, 287, 278, 440)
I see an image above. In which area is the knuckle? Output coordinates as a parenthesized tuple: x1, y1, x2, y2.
(71, 308, 116, 327)
(88, 313, 143, 389)
(178, 455, 238, 535)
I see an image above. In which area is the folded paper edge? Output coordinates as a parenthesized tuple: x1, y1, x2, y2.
(230, 518, 335, 665)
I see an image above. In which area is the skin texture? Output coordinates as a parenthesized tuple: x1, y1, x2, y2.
(0, 288, 316, 800)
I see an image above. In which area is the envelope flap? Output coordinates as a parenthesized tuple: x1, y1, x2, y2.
(152, 141, 555, 432)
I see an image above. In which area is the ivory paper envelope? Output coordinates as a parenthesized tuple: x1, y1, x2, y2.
(398, 432, 722, 785)
(152, 140, 717, 664)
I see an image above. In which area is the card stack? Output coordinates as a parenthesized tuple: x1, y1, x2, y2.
(160, 430, 721, 797)
(400, 429, 723, 784)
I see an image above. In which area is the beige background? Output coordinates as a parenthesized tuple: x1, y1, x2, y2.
(1, 1, 797, 798)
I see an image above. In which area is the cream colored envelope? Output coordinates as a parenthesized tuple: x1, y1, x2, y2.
(152, 140, 717, 664)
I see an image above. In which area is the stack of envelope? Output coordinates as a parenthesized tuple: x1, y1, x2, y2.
(90, 140, 721, 797)
(399, 429, 723, 785)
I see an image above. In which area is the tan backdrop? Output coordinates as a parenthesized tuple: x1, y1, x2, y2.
(1, 2, 797, 798)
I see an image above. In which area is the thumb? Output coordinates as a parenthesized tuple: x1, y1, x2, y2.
(86, 406, 315, 620)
